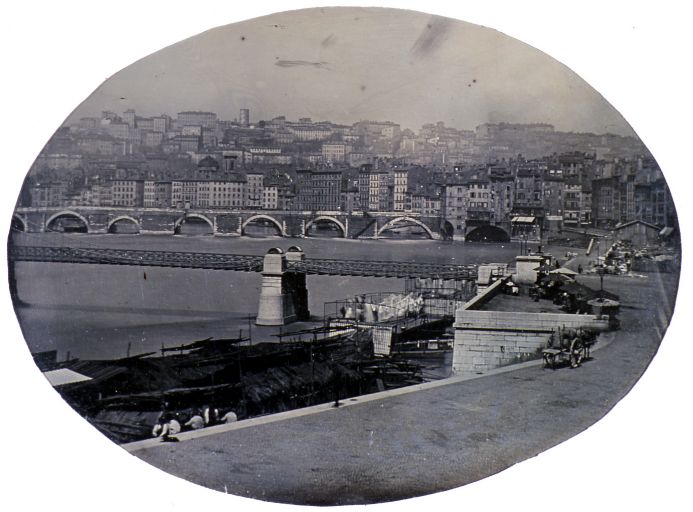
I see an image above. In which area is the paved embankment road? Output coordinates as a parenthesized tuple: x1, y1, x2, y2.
(132, 271, 678, 506)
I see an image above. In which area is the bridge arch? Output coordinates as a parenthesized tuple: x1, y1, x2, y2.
(242, 214, 284, 236)
(45, 210, 89, 233)
(304, 216, 346, 237)
(377, 216, 435, 239)
(465, 225, 510, 243)
(11, 214, 27, 232)
(174, 213, 214, 229)
(174, 213, 215, 234)
(107, 215, 141, 234)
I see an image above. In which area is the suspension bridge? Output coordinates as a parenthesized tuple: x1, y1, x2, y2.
(8, 245, 478, 280)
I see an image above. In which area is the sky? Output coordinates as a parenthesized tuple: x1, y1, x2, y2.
(68, 7, 637, 136)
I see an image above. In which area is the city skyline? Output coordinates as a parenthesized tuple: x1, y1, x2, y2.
(69, 106, 641, 140)
(66, 8, 638, 137)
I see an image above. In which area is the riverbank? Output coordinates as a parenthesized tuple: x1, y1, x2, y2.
(131, 269, 679, 505)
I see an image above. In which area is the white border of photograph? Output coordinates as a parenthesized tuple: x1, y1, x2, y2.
(1, 2, 690, 511)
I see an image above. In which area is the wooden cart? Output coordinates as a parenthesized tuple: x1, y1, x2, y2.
(542, 328, 597, 369)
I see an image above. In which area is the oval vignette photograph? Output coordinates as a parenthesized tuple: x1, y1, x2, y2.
(4, 5, 685, 508)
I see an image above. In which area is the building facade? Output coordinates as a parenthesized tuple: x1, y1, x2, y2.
(393, 170, 408, 211)
(245, 172, 264, 208)
(112, 180, 144, 207)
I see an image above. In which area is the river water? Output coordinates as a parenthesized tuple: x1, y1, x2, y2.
(11, 232, 525, 360)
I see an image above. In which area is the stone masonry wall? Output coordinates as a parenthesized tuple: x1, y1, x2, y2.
(215, 214, 240, 235)
(140, 213, 177, 234)
(452, 310, 609, 375)
(453, 329, 551, 375)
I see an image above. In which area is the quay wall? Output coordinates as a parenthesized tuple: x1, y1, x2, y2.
(452, 310, 609, 375)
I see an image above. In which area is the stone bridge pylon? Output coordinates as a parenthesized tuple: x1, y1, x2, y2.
(256, 246, 310, 326)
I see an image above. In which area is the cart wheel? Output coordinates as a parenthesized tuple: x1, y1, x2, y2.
(544, 353, 555, 369)
(569, 338, 584, 368)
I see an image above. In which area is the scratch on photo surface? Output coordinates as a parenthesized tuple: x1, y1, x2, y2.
(275, 60, 329, 69)
(410, 16, 453, 61)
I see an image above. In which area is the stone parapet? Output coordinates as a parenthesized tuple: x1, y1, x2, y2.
(454, 310, 608, 332)
(461, 277, 506, 311)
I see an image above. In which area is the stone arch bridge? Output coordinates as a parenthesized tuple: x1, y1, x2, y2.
(13, 207, 446, 240)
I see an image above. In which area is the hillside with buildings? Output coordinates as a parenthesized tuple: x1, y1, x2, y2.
(20, 108, 673, 240)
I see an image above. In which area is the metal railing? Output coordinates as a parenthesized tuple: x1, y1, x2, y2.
(9, 245, 478, 279)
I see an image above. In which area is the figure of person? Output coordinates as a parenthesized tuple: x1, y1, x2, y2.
(331, 365, 344, 408)
(152, 413, 181, 440)
(184, 413, 205, 430)
(203, 405, 219, 426)
(220, 410, 238, 423)
(166, 416, 181, 437)
(151, 416, 166, 438)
